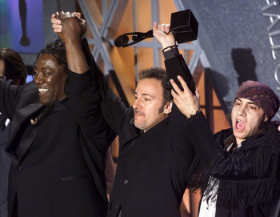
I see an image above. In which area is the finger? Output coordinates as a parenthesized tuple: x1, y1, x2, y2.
(195, 88, 200, 98)
(65, 11, 71, 17)
(53, 28, 60, 33)
(172, 97, 180, 108)
(81, 19, 87, 34)
(50, 18, 56, 23)
(177, 76, 193, 94)
(52, 23, 63, 30)
(171, 90, 183, 105)
(177, 76, 189, 91)
(60, 11, 65, 19)
(53, 29, 62, 33)
(153, 22, 158, 31)
(51, 17, 61, 24)
(170, 79, 183, 95)
(171, 89, 178, 98)
(160, 24, 166, 32)
(55, 11, 60, 19)
(74, 12, 82, 19)
(165, 24, 170, 33)
(52, 25, 62, 33)
(158, 23, 163, 32)
(81, 19, 86, 25)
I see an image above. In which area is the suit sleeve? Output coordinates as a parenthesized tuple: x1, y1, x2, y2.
(64, 65, 116, 151)
(164, 53, 205, 191)
(0, 77, 41, 120)
(164, 54, 196, 165)
(80, 38, 130, 136)
(0, 77, 17, 119)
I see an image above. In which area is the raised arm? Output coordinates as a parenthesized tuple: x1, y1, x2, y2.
(52, 12, 116, 150)
(51, 13, 131, 136)
(171, 76, 275, 180)
(153, 22, 196, 93)
(52, 12, 88, 74)
(153, 23, 203, 187)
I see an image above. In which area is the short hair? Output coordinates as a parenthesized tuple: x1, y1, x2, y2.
(34, 39, 68, 72)
(0, 48, 27, 85)
(138, 67, 172, 102)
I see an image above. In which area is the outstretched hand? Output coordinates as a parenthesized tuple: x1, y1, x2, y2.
(153, 22, 176, 49)
(170, 76, 200, 118)
(51, 12, 86, 42)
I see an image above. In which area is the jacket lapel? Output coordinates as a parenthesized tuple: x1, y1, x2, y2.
(6, 100, 44, 165)
(6, 99, 69, 165)
(16, 107, 52, 164)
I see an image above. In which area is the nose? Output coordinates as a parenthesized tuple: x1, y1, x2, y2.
(237, 105, 246, 116)
(133, 98, 141, 110)
(34, 72, 44, 84)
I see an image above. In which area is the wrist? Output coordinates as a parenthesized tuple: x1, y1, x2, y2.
(162, 45, 177, 52)
(63, 36, 82, 45)
(188, 110, 202, 119)
(161, 39, 176, 50)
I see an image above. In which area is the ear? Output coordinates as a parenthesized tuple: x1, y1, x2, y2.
(164, 101, 173, 115)
(14, 78, 21, 86)
(264, 115, 269, 122)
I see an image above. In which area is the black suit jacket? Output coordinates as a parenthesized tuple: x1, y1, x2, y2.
(0, 68, 115, 217)
(0, 119, 11, 217)
(86, 47, 200, 217)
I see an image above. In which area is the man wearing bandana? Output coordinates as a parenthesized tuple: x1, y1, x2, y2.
(171, 78, 280, 217)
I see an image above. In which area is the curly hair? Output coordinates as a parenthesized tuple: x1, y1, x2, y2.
(0, 48, 27, 85)
(34, 39, 68, 72)
(138, 67, 172, 102)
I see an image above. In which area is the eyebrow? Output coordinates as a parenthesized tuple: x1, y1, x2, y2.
(135, 92, 154, 97)
(247, 102, 259, 106)
(237, 98, 259, 106)
(33, 67, 50, 70)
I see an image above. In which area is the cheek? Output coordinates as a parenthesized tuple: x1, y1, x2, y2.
(46, 76, 53, 82)
(255, 119, 264, 131)
(248, 119, 262, 134)
(49, 74, 66, 89)
(231, 112, 235, 122)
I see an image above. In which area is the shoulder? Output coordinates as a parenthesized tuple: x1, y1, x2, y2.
(214, 128, 233, 143)
(243, 127, 280, 151)
(16, 82, 39, 109)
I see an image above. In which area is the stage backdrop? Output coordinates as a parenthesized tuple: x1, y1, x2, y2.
(0, 0, 44, 53)
(181, 0, 280, 119)
(0, 0, 75, 82)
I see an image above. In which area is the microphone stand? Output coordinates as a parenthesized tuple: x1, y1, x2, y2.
(114, 30, 153, 47)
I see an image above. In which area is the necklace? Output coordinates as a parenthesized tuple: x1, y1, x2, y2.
(30, 108, 46, 125)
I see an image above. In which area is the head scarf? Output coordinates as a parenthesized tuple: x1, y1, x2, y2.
(235, 80, 279, 119)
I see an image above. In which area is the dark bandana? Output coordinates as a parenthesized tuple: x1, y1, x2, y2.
(235, 80, 280, 119)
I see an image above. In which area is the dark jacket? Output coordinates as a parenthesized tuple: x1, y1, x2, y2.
(0, 68, 115, 217)
(185, 111, 280, 217)
(0, 119, 11, 217)
(87, 46, 202, 217)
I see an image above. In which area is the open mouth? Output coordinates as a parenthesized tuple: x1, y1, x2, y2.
(38, 88, 48, 94)
(236, 119, 245, 130)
